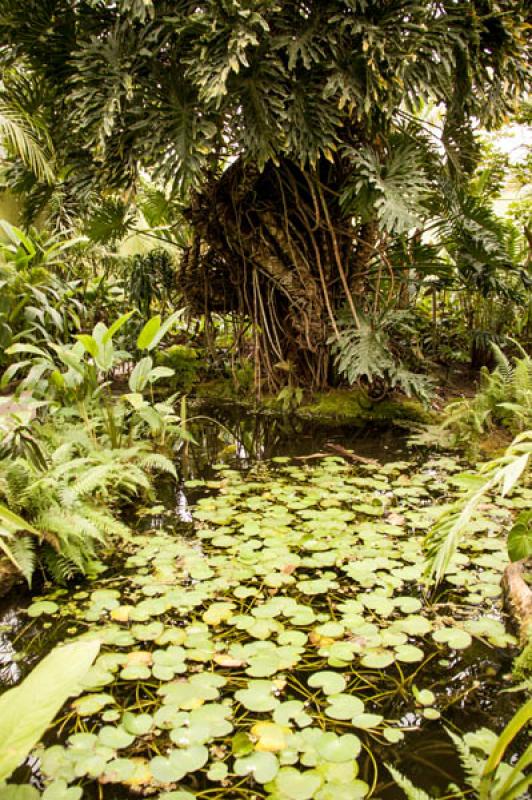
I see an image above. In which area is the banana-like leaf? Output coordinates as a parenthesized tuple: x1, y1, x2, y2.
(0, 639, 100, 781)
(128, 355, 153, 392)
(137, 315, 161, 350)
(103, 310, 135, 343)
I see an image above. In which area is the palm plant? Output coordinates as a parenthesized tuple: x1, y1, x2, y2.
(0, 87, 53, 183)
(424, 429, 531, 586)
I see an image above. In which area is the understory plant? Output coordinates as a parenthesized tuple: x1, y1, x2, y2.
(388, 696, 532, 800)
(2, 309, 187, 448)
(443, 344, 532, 450)
(330, 306, 433, 404)
(0, 421, 176, 584)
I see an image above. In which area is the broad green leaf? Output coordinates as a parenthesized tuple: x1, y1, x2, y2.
(128, 356, 153, 393)
(136, 316, 161, 350)
(0, 640, 100, 781)
(234, 752, 279, 783)
(74, 334, 98, 359)
(103, 311, 135, 343)
(5, 343, 47, 357)
(145, 310, 184, 352)
(507, 511, 532, 562)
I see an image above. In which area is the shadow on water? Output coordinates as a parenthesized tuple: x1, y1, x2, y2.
(0, 405, 527, 799)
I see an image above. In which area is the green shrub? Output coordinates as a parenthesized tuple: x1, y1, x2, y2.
(156, 344, 201, 392)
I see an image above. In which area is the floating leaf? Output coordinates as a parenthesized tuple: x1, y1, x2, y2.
(27, 601, 59, 618)
(317, 732, 361, 762)
(432, 627, 472, 650)
(325, 694, 364, 720)
(234, 752, 279, 783)
(268, 767, 322, 800)
(251, 721, 290, 752)
(235, 680, 280, 712)
(307, 672, 346, 696)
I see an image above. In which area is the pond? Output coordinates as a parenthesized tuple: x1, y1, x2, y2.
(0, 408, 528, 800)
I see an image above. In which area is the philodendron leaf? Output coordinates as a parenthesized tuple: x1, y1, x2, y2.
(507, 511, 532, 562)
(0, 639, 100, 781)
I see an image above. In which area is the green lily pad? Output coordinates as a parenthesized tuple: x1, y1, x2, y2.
(41, 781, 82, 800)
(360, 649, 395, 669)
(122, 712, 153, 736)
(432, 627, 472, 650)
(72, 693, 115, 716)
(351, 713, 383, 729)
(235, 680, 280, 712)
(234, 751, 279, 783)
(268, 767, 323, 800)
(307, 671, 347, 696)
(317, 733, 361, 762)
(394, 644, 424, 663)
(325, 694, 364, 720)
(27, 601, 59, 617)
(150, 745, 208, 783)
(98, 725, 135, 749)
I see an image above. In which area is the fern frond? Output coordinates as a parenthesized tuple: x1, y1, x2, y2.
(137, 452, 177, 479)
(41, 546, 79, 584)
(385, 765, 435, 800)
(446, 730, 486, 792)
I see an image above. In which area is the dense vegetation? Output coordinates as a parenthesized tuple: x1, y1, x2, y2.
(0, 2, 530, 800)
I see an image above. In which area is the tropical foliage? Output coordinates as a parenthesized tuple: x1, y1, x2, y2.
(0, 4, 530, 800)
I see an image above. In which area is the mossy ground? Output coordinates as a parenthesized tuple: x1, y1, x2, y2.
(297, 388, 434, 426)
(195, 383, 434, 426)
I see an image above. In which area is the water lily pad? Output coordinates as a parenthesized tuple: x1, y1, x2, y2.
(207, 762, 228, 781)
(315, 781, 369, 800)
(72, 693, 115, 716)
(131, 621, 165, 641)
(394, 644, 424, 663)
(351, 713, 383, 729)
(251, 721, 290, 752)
(432, 627, 472, 650)
(274, 701, 313, 728)
(98, 725, 135, 749)
(325, 694, 364, 720)
(101, 758, 136, 783)
(158, 793, 196, 800)
(268, 767, 322, 800)
(307, 671, 346, 696)
(317, 732, 361, 762)
(235, 680, 280, 712)
(150, 745, 208, 783)
(360, 649, 395, 669)
(41, 780, 82, 800)
(27, 600, 59, 617)
(122, 712, 153, 736)
(234, 751, 279, 784)
(413, 688, 436, 707)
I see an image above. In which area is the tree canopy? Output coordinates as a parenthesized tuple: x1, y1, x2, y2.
(0, 0, 530, 387)
(0, 0, 529, 194)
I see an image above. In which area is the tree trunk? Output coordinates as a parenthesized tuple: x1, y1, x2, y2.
(182, 157, 356, 390)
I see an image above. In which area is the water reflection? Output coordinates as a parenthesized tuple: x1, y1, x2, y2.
(0, 608, 24, 686)
(181, 402, 410, 481)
